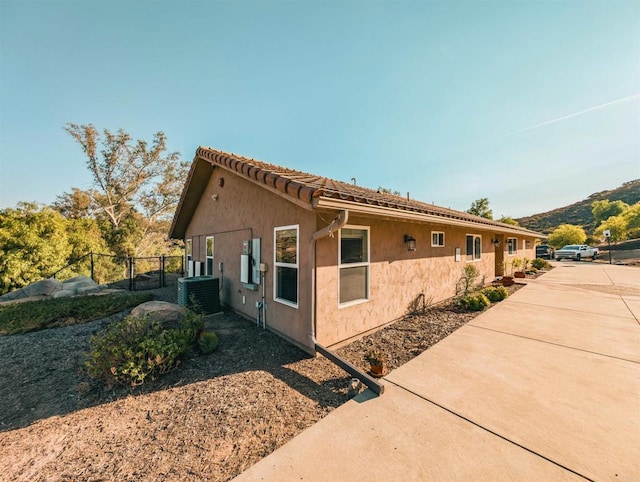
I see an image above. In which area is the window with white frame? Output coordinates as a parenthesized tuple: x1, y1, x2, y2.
(507, 237, 517, 256)
(431, 231, 445, 247)
(466, 234, 481, 261)
(274, 225, 298, 307)
(339, 226, 370, 305)
(205, 236, 214, 275)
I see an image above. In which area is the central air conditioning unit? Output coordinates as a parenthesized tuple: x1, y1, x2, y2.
(177, 276, 220, 314)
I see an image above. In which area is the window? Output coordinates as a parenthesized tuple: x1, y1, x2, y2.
(507, 237, 517, 256)
(339, 227, 370, 305)
(466, 234, 481, 261)
(205, 236, 214, 275)
(431, 231, 445, 247)
(274, 225, 298, 307)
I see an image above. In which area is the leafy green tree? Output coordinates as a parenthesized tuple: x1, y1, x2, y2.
(498, 216, 519, 226)
(591, 199, 628, 227)
(594, 215, 628, 243)
(0, 203, 71, 294)
(547, 224, 587, 248)
(64, 123, 189, 257)
(623, 202, 640, 236)
(467, 198, 493, 219)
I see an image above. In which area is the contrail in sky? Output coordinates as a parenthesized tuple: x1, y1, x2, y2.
(484, 93, 640, 143)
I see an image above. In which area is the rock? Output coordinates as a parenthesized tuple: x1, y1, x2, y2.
(23, 278, 63, 297)
(131, 301, 186, 327)
(61, 276, 98, 294)
(52, 290, 75, 299)
(0, 288, 28, 302)
(76, 286, 100, 295)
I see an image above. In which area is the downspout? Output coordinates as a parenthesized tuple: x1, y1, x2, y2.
(311, 210, 384, 396)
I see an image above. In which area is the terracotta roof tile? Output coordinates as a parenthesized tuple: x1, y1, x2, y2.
(186, 146, 542, 237)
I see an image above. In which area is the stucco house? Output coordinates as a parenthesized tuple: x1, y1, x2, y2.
(170, 146, 543, 353)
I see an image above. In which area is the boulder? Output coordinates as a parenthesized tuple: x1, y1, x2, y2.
(52, 289, 76, 299)
(23, 278, 63, 297)
(131, 301, 186, 327)
(61, 276, 98, 294)
(0, 288, 28, 302)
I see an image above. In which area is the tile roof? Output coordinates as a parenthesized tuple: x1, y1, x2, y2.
(170, 146, 544, 238)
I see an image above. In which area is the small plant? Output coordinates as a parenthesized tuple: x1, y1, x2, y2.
(456, 264, 480, 296)
(85, 309, 204, 387)
(531, 258, 551, 270)
(522, 257, 530, 271)
(198, 331, 219, 354)
(502, 260, 514, 277)
(481, 286, 509, 302)
(457, 293, 491, 311)
(364, 349, 388, 377)
(364, 349, 388, 367)
(512, 258, 522, 271)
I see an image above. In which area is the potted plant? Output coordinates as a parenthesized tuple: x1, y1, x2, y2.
(513, 258, 525, 278)
(364, 349, 388, 378)
(501, 260, 514, 286)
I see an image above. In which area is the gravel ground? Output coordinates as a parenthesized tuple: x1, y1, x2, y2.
(0, 281, 522, 481)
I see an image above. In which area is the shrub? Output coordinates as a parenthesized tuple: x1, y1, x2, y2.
(481, 286, 509, 302)
(458, 293, 491, 311)
(86, 310, 203, 387)
(198, 331, 219, 354)
(456, 264, 480, 296)
(531, 258, 551, 270)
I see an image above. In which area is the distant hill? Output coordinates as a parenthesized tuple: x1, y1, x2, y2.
(516, 180, 640, 234)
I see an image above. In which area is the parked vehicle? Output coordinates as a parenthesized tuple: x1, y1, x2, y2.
(555, 245, 599, 261)
(535, 245, 555, 259)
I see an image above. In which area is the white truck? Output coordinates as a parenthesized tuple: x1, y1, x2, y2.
(554, 244, 599, 261)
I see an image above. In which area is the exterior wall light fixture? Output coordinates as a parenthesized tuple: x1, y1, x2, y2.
(491, 238, 500, 247)
(404, 235, 416, 251)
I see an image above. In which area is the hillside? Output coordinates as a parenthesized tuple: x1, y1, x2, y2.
(516, 180, 640, 234)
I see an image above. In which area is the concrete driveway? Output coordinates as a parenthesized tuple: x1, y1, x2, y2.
(234, 263, 640, 481)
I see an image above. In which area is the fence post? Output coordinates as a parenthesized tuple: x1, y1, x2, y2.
(161, 255, 166, 287)
(128, 257, 134, 291)
(90, 252, 95, 281)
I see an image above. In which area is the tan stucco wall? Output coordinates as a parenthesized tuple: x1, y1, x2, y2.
(184, 167, 316, 350)
(315, 213, 537, 347)
(183, 168, 538, 350)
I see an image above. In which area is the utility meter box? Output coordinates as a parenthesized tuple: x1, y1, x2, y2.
(242, 240, 251, 255)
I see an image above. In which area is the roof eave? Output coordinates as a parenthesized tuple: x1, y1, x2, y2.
(313, 196, 545, 238)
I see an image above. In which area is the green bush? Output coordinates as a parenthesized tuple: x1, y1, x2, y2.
(481, 286, 509, 302)
(0, 292, 153, 336)
(85, 310, 204, 387)
(456, 264, 480, 296)
(531, 258, 551, 270)
(458, 293, 491, 311)
(198, 331, 219, 354)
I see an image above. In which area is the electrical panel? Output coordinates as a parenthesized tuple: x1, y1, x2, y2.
(240, 255, 250, 283)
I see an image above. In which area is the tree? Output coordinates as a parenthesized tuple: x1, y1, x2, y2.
(53, 187, 94, 219)
(594, 215, 628, 243)
(0, 203, 71, 294)
(591, 200, 628, 227)
(547, 224, 587, 248)
(498, 216, 520, 226)
(64, 124, 189, 256)
(467, 198, 493, 219)
(623, 203, 640, 237)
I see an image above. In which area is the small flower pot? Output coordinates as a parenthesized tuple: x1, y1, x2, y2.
(501, 276, 514, 286)
(369, 364, 387, 378)
(514, 271, 526, 279)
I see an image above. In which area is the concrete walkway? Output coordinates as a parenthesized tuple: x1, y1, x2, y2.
(234, 262, 640, 481)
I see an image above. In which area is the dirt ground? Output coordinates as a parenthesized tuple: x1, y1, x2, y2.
(0, 282, 522, 482)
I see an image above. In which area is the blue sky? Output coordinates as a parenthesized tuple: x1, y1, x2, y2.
(1, 0, 638, 218)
